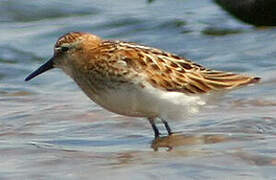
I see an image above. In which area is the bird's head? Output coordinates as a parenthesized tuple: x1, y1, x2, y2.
(25, 32, 101, 81)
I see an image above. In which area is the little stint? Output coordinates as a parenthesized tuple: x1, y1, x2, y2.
(25, 32, 260, 137)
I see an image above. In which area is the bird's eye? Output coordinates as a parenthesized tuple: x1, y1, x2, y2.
(61, 46, 69, 52)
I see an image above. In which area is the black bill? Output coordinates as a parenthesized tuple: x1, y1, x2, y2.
(25, 57, 54, 81)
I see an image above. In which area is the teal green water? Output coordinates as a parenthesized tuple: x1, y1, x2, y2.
(1, 0, 276, 179)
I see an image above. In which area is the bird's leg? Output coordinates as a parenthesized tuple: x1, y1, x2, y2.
(148, 117, 160, 138)
(161, 118, 172, 136)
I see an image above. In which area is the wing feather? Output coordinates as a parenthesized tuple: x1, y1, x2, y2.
(104, 41, 260, 94)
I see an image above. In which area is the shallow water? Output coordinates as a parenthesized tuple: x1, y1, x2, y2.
(1, 0, 276, 179)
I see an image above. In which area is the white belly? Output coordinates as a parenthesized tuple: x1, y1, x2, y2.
(85, 83, 207, 120)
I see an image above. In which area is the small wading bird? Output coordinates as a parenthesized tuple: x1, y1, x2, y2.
(25, 32, 260, 138)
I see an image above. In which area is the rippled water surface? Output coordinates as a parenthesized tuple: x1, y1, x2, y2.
(1, 0, 276, 179)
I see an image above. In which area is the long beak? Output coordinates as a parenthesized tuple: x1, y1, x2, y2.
(25, 57, 54, 81)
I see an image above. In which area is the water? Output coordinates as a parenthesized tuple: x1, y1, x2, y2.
(1, 0, 276, 179)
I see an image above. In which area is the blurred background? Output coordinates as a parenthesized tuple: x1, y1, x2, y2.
(0, 0, 276, 179)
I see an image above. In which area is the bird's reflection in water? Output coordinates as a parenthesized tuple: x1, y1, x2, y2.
(151, 133, 230, 151)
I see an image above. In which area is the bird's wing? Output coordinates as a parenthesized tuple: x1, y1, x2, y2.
(102, 41, 260, 94)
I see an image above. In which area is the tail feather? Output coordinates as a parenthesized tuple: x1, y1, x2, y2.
(184, 71, 260, 93)
(202, 71, 260, 90)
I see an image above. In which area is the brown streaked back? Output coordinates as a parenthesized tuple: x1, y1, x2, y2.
(105, 40, 260, 94)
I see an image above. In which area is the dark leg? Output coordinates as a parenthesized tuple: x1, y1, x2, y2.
(148, 118, 160, 138)
(161, 119, 172, 135)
